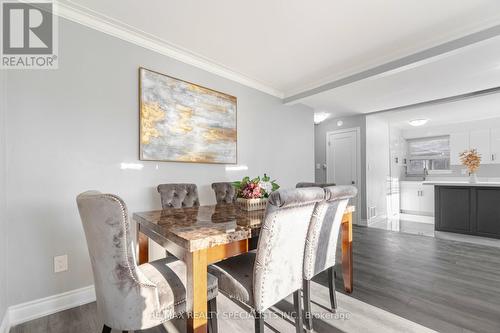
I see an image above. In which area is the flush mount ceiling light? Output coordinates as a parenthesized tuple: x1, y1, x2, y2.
(409, 118, 429, 127)
(314, 112, 331, 124)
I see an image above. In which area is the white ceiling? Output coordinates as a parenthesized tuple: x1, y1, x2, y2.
(301, 35, 500, 116)
(59, 0, 500, 101)
(374, 92, 500, 130)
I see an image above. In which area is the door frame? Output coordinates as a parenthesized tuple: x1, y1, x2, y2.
(326, 127, 362, 225)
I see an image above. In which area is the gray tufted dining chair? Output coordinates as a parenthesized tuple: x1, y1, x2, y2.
(211, 182, 237, 204)
(157, 183, 200, 209)
(76, 191, 219, 333)
(302, 185, 357, 332)
(296, 182, 336, 188)
(208, 187, 325, 333)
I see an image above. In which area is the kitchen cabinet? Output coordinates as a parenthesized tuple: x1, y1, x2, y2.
(490, 128, 500, 163)
(450, 132, 469, 165)
(400, 181, 434, 215)
(470, 129, 492, 164)
(434, 185, 500, 239)
(420, 185, 435, 213)
(451, 128, 500, 165)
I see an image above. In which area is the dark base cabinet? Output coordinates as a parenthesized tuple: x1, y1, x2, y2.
(435, 186, 500, 239)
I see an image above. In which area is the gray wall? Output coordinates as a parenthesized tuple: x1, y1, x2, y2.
(4, 18, 314, 306)
(0, 59, 7, 323)
(314, 115, 367, 220)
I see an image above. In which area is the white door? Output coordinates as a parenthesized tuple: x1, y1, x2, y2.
(470, 129, 492, 164)
(327, 129, 360, 224)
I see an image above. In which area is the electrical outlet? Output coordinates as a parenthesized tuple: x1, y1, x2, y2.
(54, 255, 68, 273)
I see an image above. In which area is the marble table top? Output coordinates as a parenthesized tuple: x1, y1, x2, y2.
(133, 203, 355, 252)
(133, 204, 265, 252)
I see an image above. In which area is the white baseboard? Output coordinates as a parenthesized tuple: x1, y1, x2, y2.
(0, 310, 9, 333)
(359, 218, 368, 226)
(367, 214, 388, 226)
(7, 285, 96, 330)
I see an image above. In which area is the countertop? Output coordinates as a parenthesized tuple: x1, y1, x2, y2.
(422, 181, 500, 187)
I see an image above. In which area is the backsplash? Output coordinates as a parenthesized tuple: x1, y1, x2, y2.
(403, 164, 500, 181)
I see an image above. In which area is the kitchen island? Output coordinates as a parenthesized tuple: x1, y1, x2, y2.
(423, 181, 500, 239)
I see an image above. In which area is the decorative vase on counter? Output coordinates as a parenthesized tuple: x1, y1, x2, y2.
(469, 172, 478, 183)
(460, 149, 481, 184)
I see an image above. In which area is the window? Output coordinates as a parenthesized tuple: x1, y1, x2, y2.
(406, 136, 450, 175)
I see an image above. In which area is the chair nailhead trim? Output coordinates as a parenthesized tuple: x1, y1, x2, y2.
(102, 194, 157, 289)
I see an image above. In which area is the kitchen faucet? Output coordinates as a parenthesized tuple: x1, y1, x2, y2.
(423, 166, 429, 181)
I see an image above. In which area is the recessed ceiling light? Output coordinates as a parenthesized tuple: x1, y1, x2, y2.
(409, 118, 429, 127)
(314, 112, 331, 124)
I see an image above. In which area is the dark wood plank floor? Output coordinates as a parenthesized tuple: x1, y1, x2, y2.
(10, 226, 500, 333)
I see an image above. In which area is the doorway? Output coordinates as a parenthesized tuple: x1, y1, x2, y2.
(326, 127, 361, 224)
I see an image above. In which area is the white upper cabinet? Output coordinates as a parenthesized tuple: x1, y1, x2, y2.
(450, 132, 469, 165)
(470, 129, 492, 164)
(450, 128, 500, 165)
(490, 129, 500, 163)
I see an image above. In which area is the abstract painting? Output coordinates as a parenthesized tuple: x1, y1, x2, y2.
(139, 68, 237, 163)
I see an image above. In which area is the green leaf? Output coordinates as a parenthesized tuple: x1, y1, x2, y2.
(272, 183, 280, 191)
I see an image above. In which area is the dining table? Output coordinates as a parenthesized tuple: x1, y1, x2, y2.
(133, 203, 355, 333)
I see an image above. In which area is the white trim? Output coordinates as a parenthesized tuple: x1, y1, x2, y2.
(7, 285, 96, 328)
(53, 1, 284, 99)
(0, 310, 9, 333)
(325, 127, 362, 225)
(367, 214, 388, 226)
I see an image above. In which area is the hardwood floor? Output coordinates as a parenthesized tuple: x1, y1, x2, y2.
(10, 226, 500, 333)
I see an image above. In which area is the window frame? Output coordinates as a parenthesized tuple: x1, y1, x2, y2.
(406, 135, 451, 175)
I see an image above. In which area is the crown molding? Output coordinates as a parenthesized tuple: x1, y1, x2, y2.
(53, 1, 284, 99)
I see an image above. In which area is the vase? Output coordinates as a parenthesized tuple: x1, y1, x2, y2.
(236, 198, 268, 211)
(469, 172, 478, 183)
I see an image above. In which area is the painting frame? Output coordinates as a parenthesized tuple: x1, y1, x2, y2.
(138, 67, 238, 164)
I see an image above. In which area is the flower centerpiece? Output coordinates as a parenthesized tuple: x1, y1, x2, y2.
(232, 174, 280, 211)
(459, 149, 481, 183)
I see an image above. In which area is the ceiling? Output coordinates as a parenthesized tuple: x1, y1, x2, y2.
(301, 35, 500, 116)
(375, 92, 500, 130)
(58, 0, 500, 101)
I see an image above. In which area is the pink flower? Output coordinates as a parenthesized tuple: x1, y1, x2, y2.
(241, 183, 263, 199)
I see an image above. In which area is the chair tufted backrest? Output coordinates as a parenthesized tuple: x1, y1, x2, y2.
(296, 182, 336, 188)
(157, 183, 200, 209)
(303, 185, 358, 281)
(76, 191, 162, 330)
(252, 187, 325, 312)
(211, 182, 237, 204)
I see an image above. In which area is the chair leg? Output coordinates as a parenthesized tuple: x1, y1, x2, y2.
(102, 325, 111, 333)
(328, 267, 337, 312)
(254, 311, 265, 333)
(293, 290, 304, 333)
(208, 298, 218, 333)
(302, 280, 313, 332)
